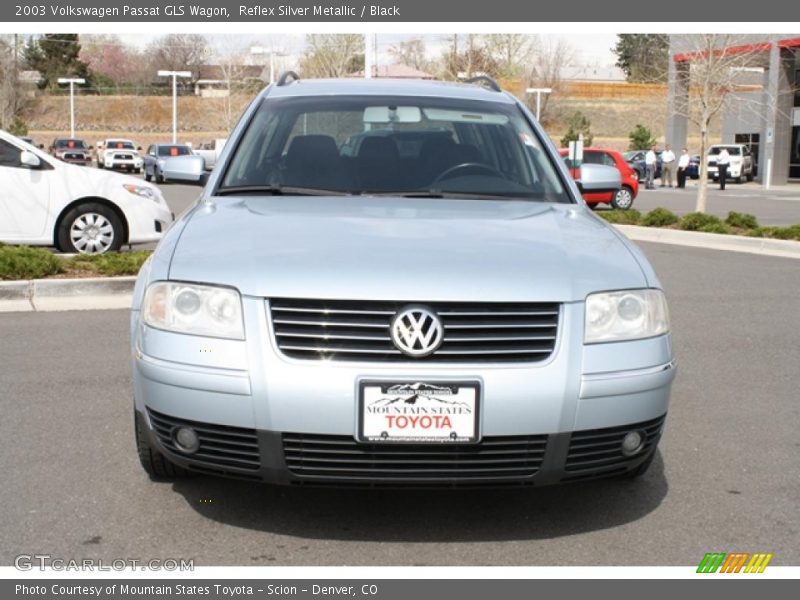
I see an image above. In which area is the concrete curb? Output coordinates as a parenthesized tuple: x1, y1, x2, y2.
(0, 229, 798, 314)
(615, 225, 800, 260)
(0, 276, 135, 313)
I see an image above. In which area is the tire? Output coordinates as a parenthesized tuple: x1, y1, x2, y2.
(156, 169, 165, 184)
(611, 186, 634, 210)
(135, 410, 190, 481)
(144, 169, 152, 182)
(746, 170, 754, 182)
(736, 174, 743, 184)
(57, 202, 123, 255)
(620, 449, 657, 479)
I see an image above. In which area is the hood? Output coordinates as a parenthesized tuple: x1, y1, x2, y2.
(55, 160, 157, 196)
(167, 197, 649, 302)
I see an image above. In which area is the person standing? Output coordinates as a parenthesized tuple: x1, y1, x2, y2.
(660, 144, 676, 187)
(645, 144, 657, 190)
(677, 148, 690, 189)
(717, 147, 730, 190)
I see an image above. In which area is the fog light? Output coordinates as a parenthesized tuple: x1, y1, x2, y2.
(621, 431, 645, 456)
(173, 427, 200, 454)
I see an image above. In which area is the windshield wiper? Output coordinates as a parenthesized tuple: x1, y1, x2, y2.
(370, 189, 541, 200)
(215, 184, 350, 196)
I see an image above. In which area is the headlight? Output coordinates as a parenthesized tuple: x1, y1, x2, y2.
(585, 289, 669, 344)
(123, 184, 155, 200)
(142, 282, 244, 340)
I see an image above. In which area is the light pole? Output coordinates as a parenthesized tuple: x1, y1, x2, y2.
(158, 70, 191, 143)
(57, 77, 85, 138)
(250, 46, 289, 84)
(525, 87, 552, 122)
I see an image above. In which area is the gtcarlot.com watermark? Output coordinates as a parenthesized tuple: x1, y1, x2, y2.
(15, 554, 194, 571)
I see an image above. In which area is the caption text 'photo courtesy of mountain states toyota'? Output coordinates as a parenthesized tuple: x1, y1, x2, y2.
(131, 73, 675, 487)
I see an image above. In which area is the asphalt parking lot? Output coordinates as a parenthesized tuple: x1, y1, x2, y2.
(0, 242, 797, 566)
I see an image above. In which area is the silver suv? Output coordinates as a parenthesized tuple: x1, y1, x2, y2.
(131, 74, 675, 487)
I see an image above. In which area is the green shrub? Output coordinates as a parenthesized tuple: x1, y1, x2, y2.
(679, 212, 724, 231)
(641, 207, 679, 227)
(724, 211, 759, 230)
(66, 251, 152, 276)
(628, 124, 656, 151)
(598, 209, 641, 225)
(747, 225, 800, 240)
(698, 222, 732, 235)
(0, 246, 64, 280)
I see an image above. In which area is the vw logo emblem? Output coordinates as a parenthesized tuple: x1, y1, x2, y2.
(390, 306, 444, 357)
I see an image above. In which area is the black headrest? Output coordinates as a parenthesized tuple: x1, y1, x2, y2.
(286, 135, 339, 168)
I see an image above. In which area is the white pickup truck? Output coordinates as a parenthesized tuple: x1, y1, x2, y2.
(707, 144, 755, 183)
(194, 138, 227, 171)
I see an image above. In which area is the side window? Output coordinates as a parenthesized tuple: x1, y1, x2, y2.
(601, 152, 617, 167)
(0, 140, 22, 168)
(582, 151, 603, 165)
(146, 146, 154, 155)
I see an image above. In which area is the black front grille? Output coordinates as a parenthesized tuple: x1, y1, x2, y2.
(562, 415, 666, 480)
(270, 299, 560, 363)
(114, 153, 133, 160)
(282, 433, 548, 482)
(147, 408, 261, 471)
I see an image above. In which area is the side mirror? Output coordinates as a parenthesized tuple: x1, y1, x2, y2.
(196, 172, 209, 187)
(20, 151, 41, 168)
(577, 163, 621, 193)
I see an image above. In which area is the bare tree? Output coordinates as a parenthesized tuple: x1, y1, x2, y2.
(299, 34, 364, 78)
(0, 35, 26, 130)
(147, 34, 210, 86)
(482, 34, 535, 79)
(671, 35, 769, 212)
(388, 38, 429, 71)
(440, 34, 500, 81)
(526, 37, 575, 124)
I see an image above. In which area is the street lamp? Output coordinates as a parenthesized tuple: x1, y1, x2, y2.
(157, 70, 192, 144)
(525, 87, 552, 122)
(57, 77, 85, 138)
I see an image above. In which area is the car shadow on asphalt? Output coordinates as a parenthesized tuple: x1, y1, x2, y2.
(170, 452, 667, 543)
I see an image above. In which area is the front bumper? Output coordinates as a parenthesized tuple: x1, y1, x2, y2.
(131, 299, 676, 487)
(135, 407, 667, 487)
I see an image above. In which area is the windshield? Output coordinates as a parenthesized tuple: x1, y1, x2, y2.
(55, 139, 87, 149)
(710, 146, 741, 156)
(158, 145, 192, 157)
(107, 140, 135, 150)
(219, 95, 571, 202)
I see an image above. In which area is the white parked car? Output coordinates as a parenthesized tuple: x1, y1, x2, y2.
(98, 138, 144, 173)
(194, 138, 227, 170)
(707, 144, 755, 183)
(0, 130, 172, 254)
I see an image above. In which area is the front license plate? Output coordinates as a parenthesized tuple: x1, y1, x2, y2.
(359, 380, 480, 443)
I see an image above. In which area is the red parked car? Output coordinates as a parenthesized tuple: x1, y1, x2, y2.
(559, 147, 639, 209)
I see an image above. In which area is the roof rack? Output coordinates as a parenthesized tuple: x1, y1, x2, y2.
(276, 71, 300, 86)
(464, 75, 501, 92)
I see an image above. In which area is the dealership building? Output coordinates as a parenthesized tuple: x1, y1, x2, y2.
(666, 34, 800, 185)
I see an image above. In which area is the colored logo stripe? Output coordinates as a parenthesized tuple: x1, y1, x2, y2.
(697, 553, 726, 573)
(720, 553, 749, 573)
(697, 552, 773, 573)
(744, 553, 773, 573)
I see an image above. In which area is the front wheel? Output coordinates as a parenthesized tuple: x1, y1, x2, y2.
(57, 203, 123, 254)
(611, 186, 635, 210)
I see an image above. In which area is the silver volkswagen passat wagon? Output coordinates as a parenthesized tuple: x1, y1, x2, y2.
(131, 74, 675, 487)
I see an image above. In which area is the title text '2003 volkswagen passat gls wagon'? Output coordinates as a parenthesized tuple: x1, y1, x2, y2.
(131, 74, 675, 487)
